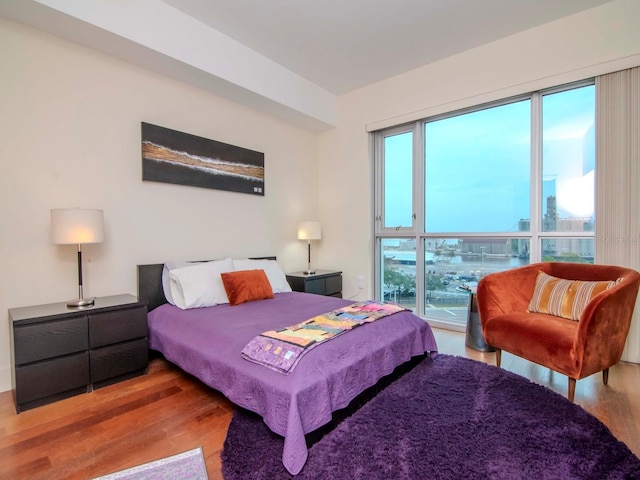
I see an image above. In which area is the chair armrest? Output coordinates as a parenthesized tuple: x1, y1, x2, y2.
(576, 275, 640, 373)
(477, 263, 543, 324)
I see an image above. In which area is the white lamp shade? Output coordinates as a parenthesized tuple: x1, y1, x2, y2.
(297, 221, 321, 240)
(51, 208, 105, 245)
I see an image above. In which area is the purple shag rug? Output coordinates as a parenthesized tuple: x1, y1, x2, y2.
(221, 354, 640, 479)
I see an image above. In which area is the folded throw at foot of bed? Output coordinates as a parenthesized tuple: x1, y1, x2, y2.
(241, 301, 407, 374)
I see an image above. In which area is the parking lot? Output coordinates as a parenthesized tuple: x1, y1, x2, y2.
(384, 253, 528, 326)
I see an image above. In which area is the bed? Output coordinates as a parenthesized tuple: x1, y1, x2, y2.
(137, 258, 438, 475)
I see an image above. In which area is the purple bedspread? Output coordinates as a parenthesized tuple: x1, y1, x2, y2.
(147, 292, 438, 475)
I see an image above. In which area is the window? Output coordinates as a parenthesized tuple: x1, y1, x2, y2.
(380, 238, 417, 310)
(383, 130, 414, 229)
(541, 87, 595, 233)
(374, 81, 595, 329)
(424, 99, 531, 233)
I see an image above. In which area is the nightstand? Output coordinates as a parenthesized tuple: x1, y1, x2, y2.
(286, 270, 342, 297)
(8, 294, 148, 413)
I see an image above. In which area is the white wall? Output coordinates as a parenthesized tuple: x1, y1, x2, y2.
(317, 0, 640, 358)
(0, 18, 319, 392)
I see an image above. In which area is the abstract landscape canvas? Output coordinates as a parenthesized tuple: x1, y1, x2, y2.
(141, 122, 265, 196)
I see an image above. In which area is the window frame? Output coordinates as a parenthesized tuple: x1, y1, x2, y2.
(373, 79, 595, 326)
(374, 123, 421, 234)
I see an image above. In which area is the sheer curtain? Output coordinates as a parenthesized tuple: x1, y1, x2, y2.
(596, 66, 640, 363)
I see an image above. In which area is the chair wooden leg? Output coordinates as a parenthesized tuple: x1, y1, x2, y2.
(603, 368, 609, 385)
(568, 378, 576, 403)
(495, 348, 501, 368)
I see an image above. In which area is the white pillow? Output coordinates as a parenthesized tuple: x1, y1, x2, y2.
(233, 258, 292, 293)
(162, 261, 192, 306)
(168, 257, 234, 309)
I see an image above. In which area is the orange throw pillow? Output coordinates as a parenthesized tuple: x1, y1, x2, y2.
(221, 269, 274, 306)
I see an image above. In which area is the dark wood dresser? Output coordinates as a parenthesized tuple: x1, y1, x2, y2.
(8, 294, 148, 413)
(286, 270, 342, 297)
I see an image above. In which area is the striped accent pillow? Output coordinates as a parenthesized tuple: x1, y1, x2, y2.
(528, 271, 619, 321)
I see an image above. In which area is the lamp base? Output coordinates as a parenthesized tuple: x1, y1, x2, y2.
(67, 297, 95, 308)
(303, 269, 316, 275)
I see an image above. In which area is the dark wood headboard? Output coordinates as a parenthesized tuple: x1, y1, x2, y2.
(137, 256, 277, 312)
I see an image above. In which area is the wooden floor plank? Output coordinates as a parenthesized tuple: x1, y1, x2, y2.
(0, 328, 638, 479)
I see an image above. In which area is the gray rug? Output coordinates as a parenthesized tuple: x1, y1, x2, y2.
(93, 447, 208, 480)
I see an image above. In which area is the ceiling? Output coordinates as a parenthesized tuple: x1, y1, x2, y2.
(0, 0, 615, 130)
(162, 0, 614, 95)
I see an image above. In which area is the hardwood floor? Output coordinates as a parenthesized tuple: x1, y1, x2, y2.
(1, 328, 638, 479)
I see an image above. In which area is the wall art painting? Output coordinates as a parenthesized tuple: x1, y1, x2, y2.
(141, 122, 264, 196)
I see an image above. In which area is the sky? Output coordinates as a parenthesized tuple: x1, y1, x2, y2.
(384, 85, 595, 233)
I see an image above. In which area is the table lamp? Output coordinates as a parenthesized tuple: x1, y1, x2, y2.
(51, 208, 105, 307)
(297, 221, 321, 275)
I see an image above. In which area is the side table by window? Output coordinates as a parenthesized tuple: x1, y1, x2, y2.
(464, 287, 494, 352)
(286, 270, 342, 298)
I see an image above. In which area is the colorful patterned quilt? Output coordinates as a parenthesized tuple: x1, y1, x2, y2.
(241, 301, 407, 374)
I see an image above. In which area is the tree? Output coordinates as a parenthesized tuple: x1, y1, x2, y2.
(384, 267, 415, 296)
(425, 272, 446, 301)
(542, 252, 588, 263)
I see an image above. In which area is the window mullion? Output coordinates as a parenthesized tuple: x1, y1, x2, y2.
(373, 131, 384, 235)
(414, 121, 425, 315)
(530, 91, 542, 262)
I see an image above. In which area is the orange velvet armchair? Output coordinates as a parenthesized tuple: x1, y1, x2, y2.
(477, 262, 640, 402)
